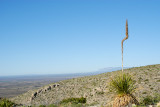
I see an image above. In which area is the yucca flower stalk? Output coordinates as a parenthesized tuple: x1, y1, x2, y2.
(121, 20, 129, 72)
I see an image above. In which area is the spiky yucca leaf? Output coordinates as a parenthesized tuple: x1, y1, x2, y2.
(109, 73, 138, 107)
(109, 73, 136, 96)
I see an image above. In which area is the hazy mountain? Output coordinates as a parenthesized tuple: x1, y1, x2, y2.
(90, 67, 129, 75)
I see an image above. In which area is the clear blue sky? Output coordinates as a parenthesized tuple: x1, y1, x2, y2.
(0, 0, 160, 76)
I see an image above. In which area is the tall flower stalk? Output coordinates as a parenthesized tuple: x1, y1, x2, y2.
(121, 20, 129, 72)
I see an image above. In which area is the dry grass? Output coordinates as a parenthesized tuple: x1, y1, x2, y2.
(113, 94, 132, 107)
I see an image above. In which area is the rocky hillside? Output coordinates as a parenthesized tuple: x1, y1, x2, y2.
(10, 64, 160, 106)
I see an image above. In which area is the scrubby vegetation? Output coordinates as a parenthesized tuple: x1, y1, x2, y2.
(11, 64, 160, 107)
(0, 98, 16, 107)
(38, 104, 58, 107)
(60, 97, 86, 104)
(139, 94, 160, 106)
(37, 97, 86, 107)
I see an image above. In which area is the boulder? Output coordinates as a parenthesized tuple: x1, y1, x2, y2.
(47, 86, 51, 90)
(32, 92, 37, 97)
(52, 84, 56, 88)
(31, 91, 38, 100)
(43, 86, 51, 92)
(51, 84, 60, 88)
(37, 89, 42, 93)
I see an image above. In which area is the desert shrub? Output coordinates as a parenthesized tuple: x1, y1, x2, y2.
(140, 94, 160, 105)
(142, 96, 154, 105)
(47, 104, 58, 107)
(142, 92, 147, 94)
(60, 97, 86, 104)
(39, 105, 46, 107)
(59, 102, 85, 107)
(69, 103, 84, 107)
(144, 79, 149, 82)
(157, 80, 160, 82)
(150, 87, 154, 90)
(96, 91, 104, 95)
(0, 98, 15, 107)
(153, 93, 160, 104)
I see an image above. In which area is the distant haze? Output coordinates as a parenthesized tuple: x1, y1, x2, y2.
(0, 67, 126, 98)
(0, 67, 128, 77)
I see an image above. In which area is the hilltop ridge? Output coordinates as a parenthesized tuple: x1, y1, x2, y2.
(11, 64, 160, 106)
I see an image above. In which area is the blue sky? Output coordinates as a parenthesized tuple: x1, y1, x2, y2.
(0, 0, 160, 76)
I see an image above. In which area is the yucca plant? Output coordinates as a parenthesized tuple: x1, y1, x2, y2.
(109, 73, 138, 107)
(108, 20, 138, 107)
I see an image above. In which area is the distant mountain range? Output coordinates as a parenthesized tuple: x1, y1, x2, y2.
(0, 67, 129, 98)
(0, 67, 129, 78)
(87, 67, 129, 75)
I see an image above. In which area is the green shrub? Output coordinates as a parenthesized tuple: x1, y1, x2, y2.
(157, 80, 160, 82)
(142, 96, 154, 105)
(0, 98, 15, 107)
(153, 93, 160, 104)
(144, 79, 149, 82)
(47, 104, 58, 107)
(69, 103, 84, 107)
(142, 92, 147, 94)
(96, 91, 104, 95)
(60, 97, 86, 104)
(150, 87, 154, 90)
(59, 103, 85, 107)
(140, 94, 160, 105)
(39, 105, 46, 107)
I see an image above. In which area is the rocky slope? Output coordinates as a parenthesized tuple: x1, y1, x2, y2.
(11, 64, 160, 106)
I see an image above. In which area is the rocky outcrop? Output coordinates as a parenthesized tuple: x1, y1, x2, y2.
(37, 89, 42, 93)
(30, 84, 60, 101)
(43, 86, 51, 92)
(51, 84, 59, 88)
